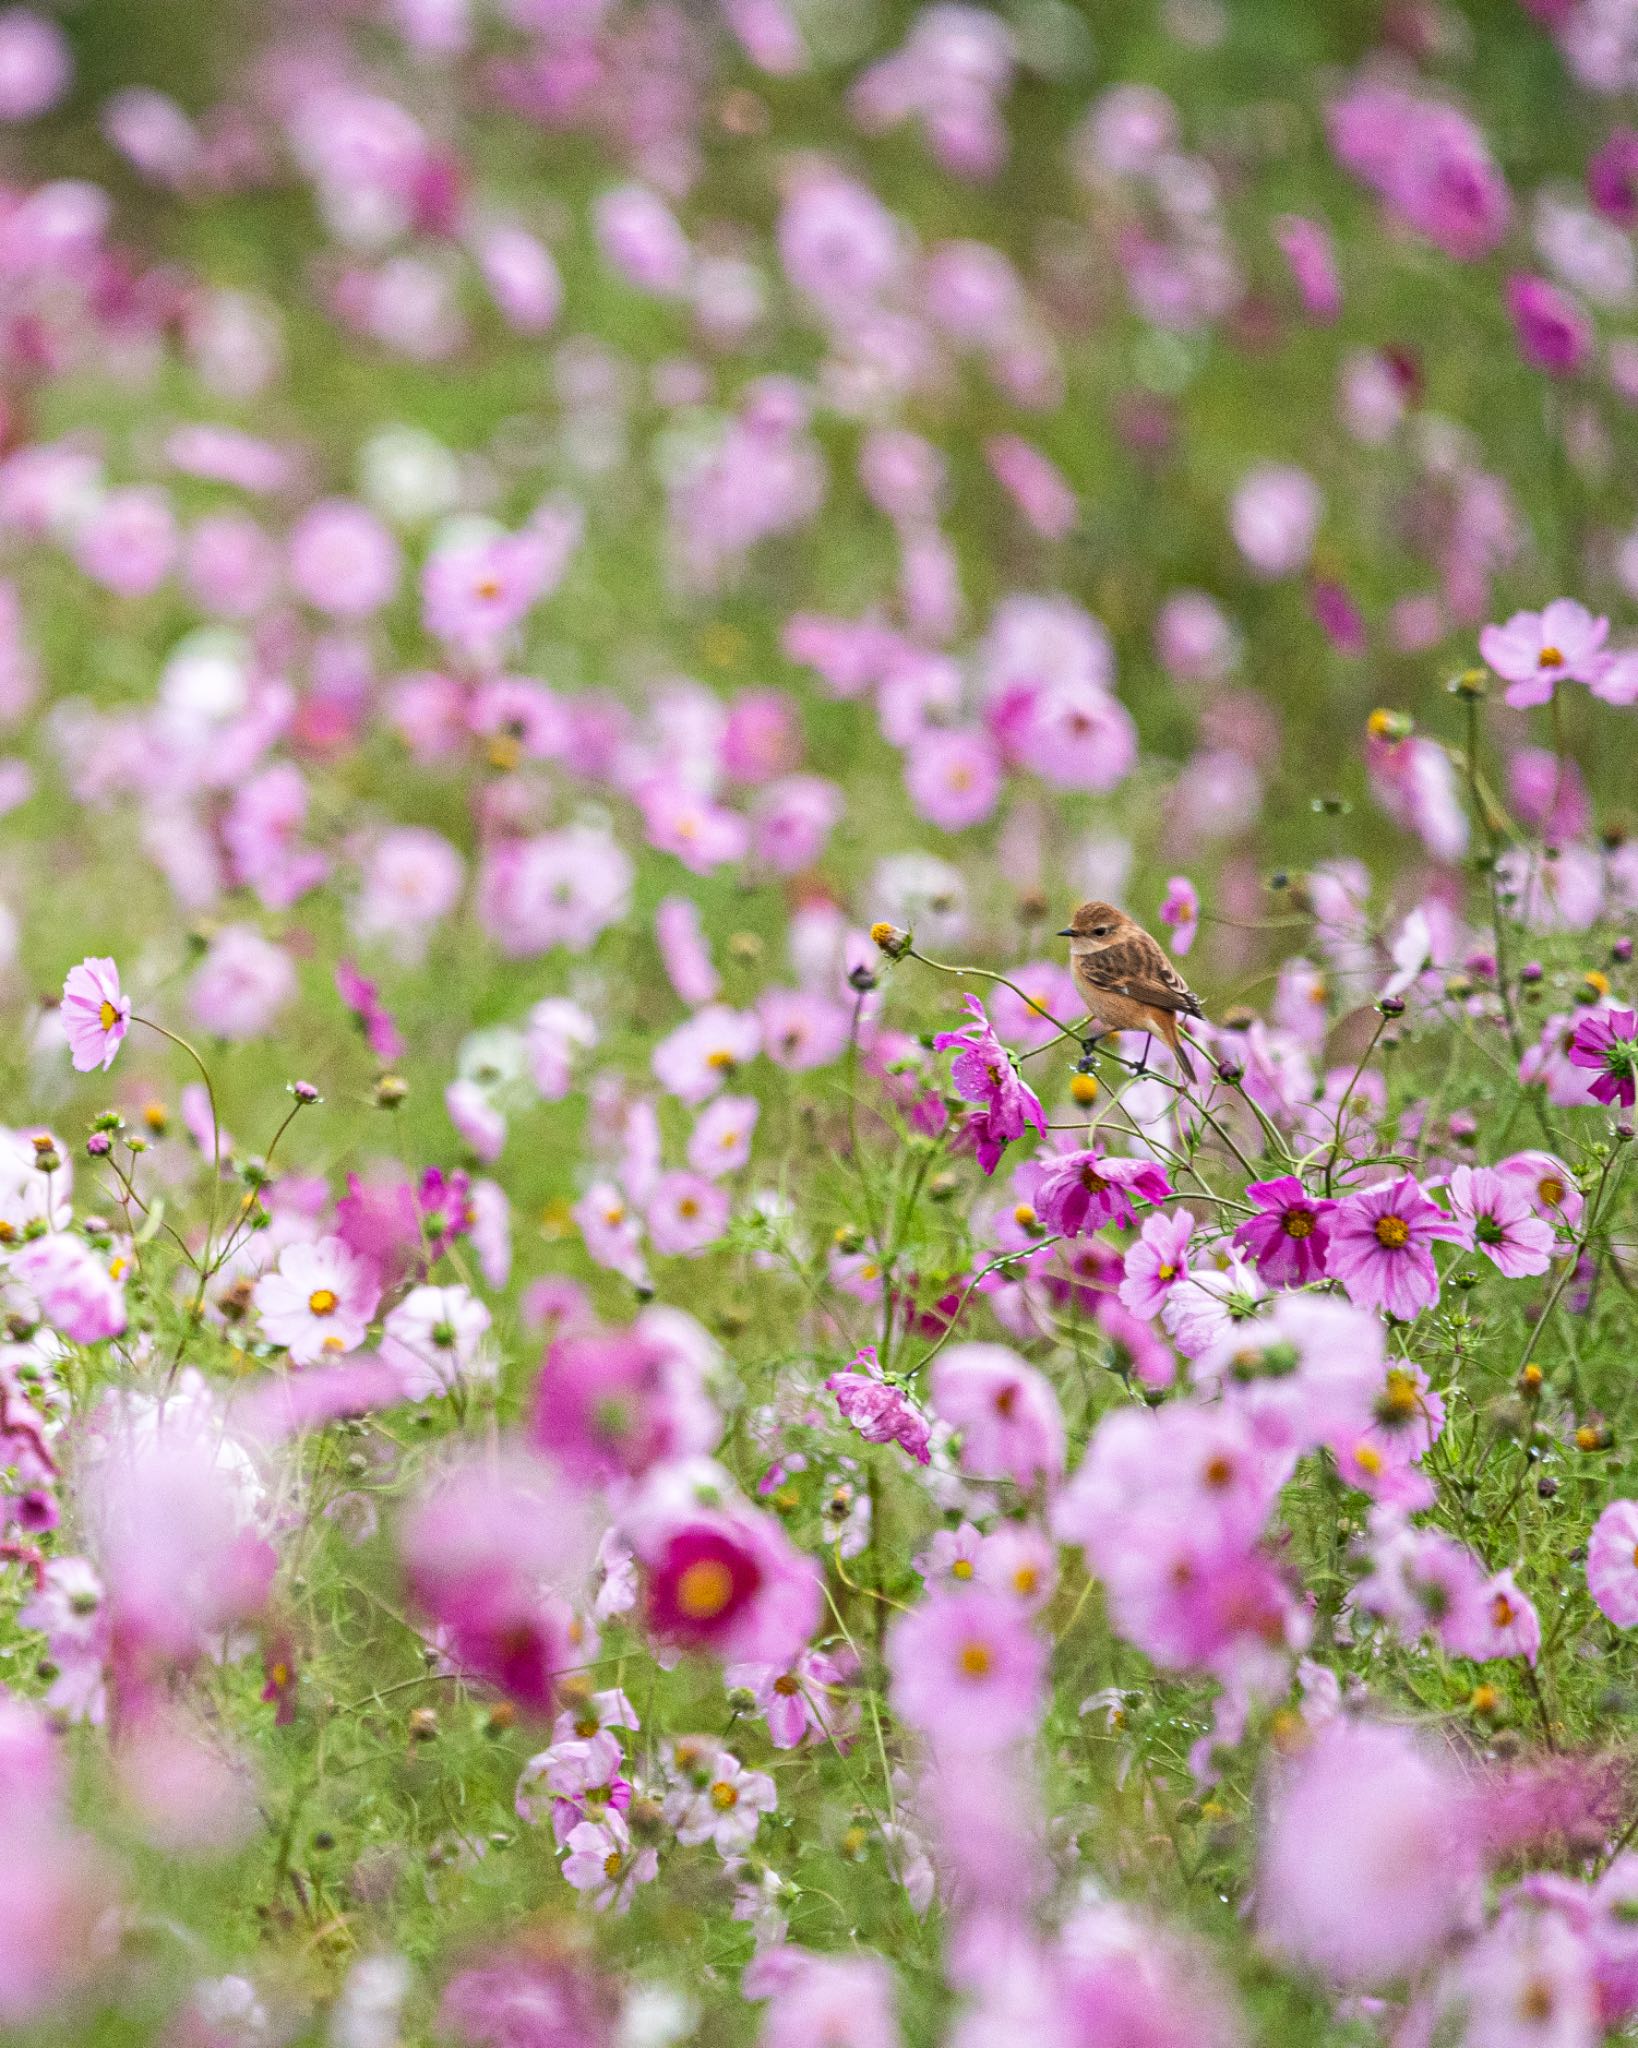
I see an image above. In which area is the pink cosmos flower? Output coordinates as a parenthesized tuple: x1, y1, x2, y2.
(687, 1095, 758, 1179)
(638, 1506, 820, 1667)
(11, 1235, 126, 1343)
(1157, 875, 1199, 955)
(1117, 1209, 1193, 1319)
(400, 1450, 593, 1719)
(1479, 598, 1610, 707)
(1568, 1006, 1638, 1108)
(754, 1951, 899, 2048)
(825, 1346, 932, 1465)
(645, 1171, 729, 1257)
(1446, 1166, 1556, 1278)
(187, 924, 296, 1041)
(725, 1646, 858, 1751)
(887, 1585, 1046, 1751)
(668, 1750, 777, 1855)
(560, 1811, 658, 1913)
(60, 956, 129, 1072)
(1034, 1147, 1172, 1238)
(422, 530, 553, 657)
(1506, 272, 1593, 376)
(905, 726, 1002, 831)
(1257, 1715, 1479, 1987)
(1495, 1149, 1583, 1228)
(380, 1283, 492, 1401)
(1443, 1567, 1541, 1665)
(1232, 1175, 1336, 1287)
(529, 1322, 717, 1485)
(929, 1343, 1065, 1486)
(1327, 1176, 1465, 1319)
(1588, 1500, 1638, 1628)
(287, 498, 400, 619)
(933, 996, 1047, 1176)
(252, 1235, 380, 1364)
(335, 958, 405, 1064)
(1229, 463, 1321, 578)
(652, 1004, 762, 1105)
(655, 896, 720, 1005)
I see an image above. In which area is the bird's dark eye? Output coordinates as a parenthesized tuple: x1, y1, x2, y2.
(1093, 925, 1110, 937)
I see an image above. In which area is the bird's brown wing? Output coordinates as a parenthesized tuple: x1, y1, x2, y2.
(1077, 936, 1204, 1017)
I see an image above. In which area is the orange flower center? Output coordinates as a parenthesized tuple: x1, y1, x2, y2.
(308, 1288, 339, 1316)
(1537, 645, 1564, 668)
(674, 1558, 735, 1619)
(958, 1641, 992, 1679)
(1374, 1215, 1410, 1249)
(710, 1781, 739, 1810)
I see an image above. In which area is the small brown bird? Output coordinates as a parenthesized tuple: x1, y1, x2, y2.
(1057, 900, 1205, 1082)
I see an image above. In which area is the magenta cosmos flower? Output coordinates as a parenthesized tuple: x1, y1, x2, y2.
(1505, 272, 1593, 377)
(933, 995, 1046, 1177)
(1478, 598, 1609, 707)
(640, 1506, 820, 1666)
(886, 1584, 1046, 1751)
(825, 1346, 932, 1465)
(1568, 1006, 1638, 1108)
(1327, 1176, 1465, 1319)
(1232, 1176, 1337, 1287)
(61, 956, 130, 1073)
(1035, 1147, 1172, 1238)
(1588, 1500, 1638, 1628)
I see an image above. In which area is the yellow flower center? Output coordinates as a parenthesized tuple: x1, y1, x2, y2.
(308, 1288, 339, 1316)
(678, 1197, 699, 1220)
(98, 999, 119, 1030)
(1156, 1262, 1176, 1281)
(950, 1557, 974, 1581)
(958, 1640, 991, 1679)
(1283, 1210, 1314, 1239)
(705, 1049, 736, 1070)
(1374, 1215, 1410, 1249)
(1539, 1176, 1565, 1207)
(1537, 645, 1564, 669)
(1354, 1443, 1384, 1476)
(674, 1558, 735, 1619)
(709, 1781, 738, 1810)
(603, 1850, 625, 1879)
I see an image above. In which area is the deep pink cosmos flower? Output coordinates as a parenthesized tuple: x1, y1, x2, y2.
(638, 1506, 820, 1666)
(1479, 598, 1610, 707)
(1446, 1166, 1555, 1278)
(334, 958, 406, 1064)
(400, 1451, 593, 1719)
(1034, 1147, 1172, 1238)
(60, 956, 129, 1072)
(1568, 1007, 1638, 1108)
(825, 1346, 932, 1464)
(933, 995, 1046, 1177)
(1588, 1500, 1638, 1628)
(1506, 273, 1593, 377)
(886, 1584, 1046, 1751)
(529, 1322, 717, 1485)
(1232, 1176, 1337, 1288)
(1327, 1176, 1465, 1319)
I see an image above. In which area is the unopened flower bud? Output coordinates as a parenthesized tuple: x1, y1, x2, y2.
(289, 1080, 321, 1105)
(869, 921, 911, 959)
(1069, 1071, 1100, 1105)
(1377, 995, 1405, 1018)
(847, 964, 877, 993)
(85, 1132, 111, 1159)
(374, 1074, 408, 1109)
(1449, 668, 1489, 699)
(1519, 961, 1544, 984)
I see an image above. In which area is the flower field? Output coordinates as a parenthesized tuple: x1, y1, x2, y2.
(4, 0, 1638, 2042)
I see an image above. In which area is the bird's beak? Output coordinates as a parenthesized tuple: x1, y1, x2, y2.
(1055, 928, 1074, 939)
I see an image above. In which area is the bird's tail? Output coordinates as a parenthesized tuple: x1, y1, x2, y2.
(1170, 1023, 1196, 1083)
